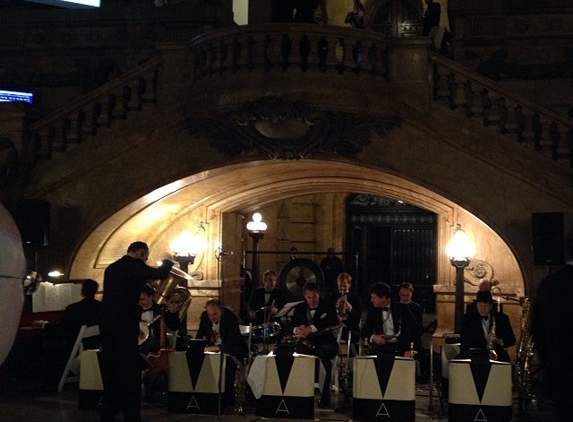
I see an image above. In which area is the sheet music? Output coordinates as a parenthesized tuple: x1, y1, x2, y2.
(32, 282, 83, 312)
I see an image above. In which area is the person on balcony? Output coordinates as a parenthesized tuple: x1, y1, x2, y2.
(422, 0, 441, 36)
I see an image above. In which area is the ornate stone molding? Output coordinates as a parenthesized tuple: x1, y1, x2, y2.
(186, 96, 400, 160)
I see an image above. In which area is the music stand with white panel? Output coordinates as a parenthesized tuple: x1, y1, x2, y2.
(353, 355, 416, 421)
(247, 353, 317, 419)
(168, 349, 226, 414)
(448, 358, 513, 422)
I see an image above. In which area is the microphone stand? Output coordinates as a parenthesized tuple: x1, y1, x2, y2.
(215, 248, 230, 419)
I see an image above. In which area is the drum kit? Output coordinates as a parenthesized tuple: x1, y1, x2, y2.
(241, 258, 324, 356)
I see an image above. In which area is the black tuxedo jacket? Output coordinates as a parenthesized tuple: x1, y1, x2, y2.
(361, 302, 421, 355)
(100, 255, 173, 336)
(460, 309, 516, 362)
(290, 298, 339, 348)
(196, 307, 249, 361)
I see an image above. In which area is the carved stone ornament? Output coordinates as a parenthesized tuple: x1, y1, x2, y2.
(464, 258, 494, 287)
(186, 96, 400, 160)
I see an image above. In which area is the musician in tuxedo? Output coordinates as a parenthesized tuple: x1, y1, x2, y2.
(459, 290, 515, 363)
(98, 241, 173, 422)
(361, 282, 419, 358)
(196, 298, 249, 407)
(397, 282, 424, 352)
(41, 278, 101, 390)
(137, 284, 180, 355)
(248, 269, 287, 325)
(333, 272, 362, 347)
(289, 281, 339, 407)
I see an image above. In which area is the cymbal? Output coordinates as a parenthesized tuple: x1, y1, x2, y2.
(278, 258, 324, 302)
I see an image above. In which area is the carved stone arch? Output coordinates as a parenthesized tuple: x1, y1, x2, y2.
(369, 0, 424, 38)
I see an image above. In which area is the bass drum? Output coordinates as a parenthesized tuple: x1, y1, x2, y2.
(278, 258, 325, 302)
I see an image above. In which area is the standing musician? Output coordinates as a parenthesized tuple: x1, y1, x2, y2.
(333, 272, 362, 348)
(98, 241, 173, 422)
(248, 269, 287, 325)
(459, 290, 515, 363)
(289, 281, 339, 408)
(196, 298, 249, 408)
(361, 282, 419, 358)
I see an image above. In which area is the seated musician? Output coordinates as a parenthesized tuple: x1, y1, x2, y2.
(196, 298, 249, 408)
(361, 282, 419, 358)
(248, 269, 287, 325)
(138, 284, 181, 355)
(333, 272, 362, 351)
(289, 281, 339, 408)
(459, 290, 515, 363)
(41, 279, 101, 391)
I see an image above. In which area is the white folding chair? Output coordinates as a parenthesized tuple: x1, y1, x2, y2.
(58, 324, 100, 392)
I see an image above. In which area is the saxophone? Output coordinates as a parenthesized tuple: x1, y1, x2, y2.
(486, 311, 498, 361)
(515, 297, 535, 412)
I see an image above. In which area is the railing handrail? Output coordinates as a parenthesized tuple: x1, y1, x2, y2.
(429, 51, 573, 127)
(29, 55, 162, 131)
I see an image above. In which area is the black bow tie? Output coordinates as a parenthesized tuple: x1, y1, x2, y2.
(142, 308, 153, 313)
(381, 307, 389, 312)
(309, 307, 317, 311)
(481, 315, 489, 321)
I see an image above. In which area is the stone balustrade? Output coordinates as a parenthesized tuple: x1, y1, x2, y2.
(430, 52, 573, 166)
(26, 56, 160, 166)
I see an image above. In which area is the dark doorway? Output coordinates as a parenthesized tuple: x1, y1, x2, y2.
(345, 194, 436, 312)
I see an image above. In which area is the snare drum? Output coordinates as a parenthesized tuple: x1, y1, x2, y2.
(251, 322, 282, 342)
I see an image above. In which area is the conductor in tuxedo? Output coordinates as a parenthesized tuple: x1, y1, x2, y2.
(459, 290, 515, 363)
(98, 241, 173, 422)
(289, 281, 339, 407)
(361, 282, 419, 358)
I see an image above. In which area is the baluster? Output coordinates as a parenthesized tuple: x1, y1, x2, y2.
(520, 108, 535, 146)
(432, 64, 451, 103)
(549, 121, 560, 160)
(335, 37, 346, 74)
(498, 97, 508, 134)
(219, 39, 228, 75)
(263, 34, 273, 71)
(232, 38, 241, 73)
(452, 75, 468, 113)
(532, 113, 542, 151)
(97, 94, 113, 128)
(503, 100, 521, 141)
(66, 110, 82, 144)
(485, 91, 502, 129)
(141, 70, 157, 103)
(317, 36, 328, 73)
(352, 39, 362, 74)
(281, 34, 292, 71)
(247, 36, 256, 72)
(207, 43, 217, 75)
(367, 42, 378, 79)
(82, 103, 97, 135)
(112, 88, 128, 120)
(127, 79, 143, 111)
(568, 128, 573, 168)
(299, 35, 310, 72)
(34, 126, 54, 160)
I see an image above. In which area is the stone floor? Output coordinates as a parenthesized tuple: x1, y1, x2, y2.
(0, 378, 558, 422)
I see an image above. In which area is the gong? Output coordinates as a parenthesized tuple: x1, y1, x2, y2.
(279, 258, 325, 302)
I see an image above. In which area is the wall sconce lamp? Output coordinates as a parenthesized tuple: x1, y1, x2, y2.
(170, 223, 206, 275)
(446, 224, 475, 334)
(247, 212, 267, 286)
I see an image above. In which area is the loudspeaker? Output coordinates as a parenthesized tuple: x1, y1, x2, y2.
(16, 199, 50, 247)
(532, 212, 564, 265)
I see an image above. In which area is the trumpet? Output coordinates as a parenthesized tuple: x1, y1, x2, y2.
(337, 292, 349, 321)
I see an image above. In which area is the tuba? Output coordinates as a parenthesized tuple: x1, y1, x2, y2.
(154, 266, 193, 324)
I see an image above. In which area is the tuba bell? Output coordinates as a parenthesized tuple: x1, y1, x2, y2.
(153, 266, 193, 324)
